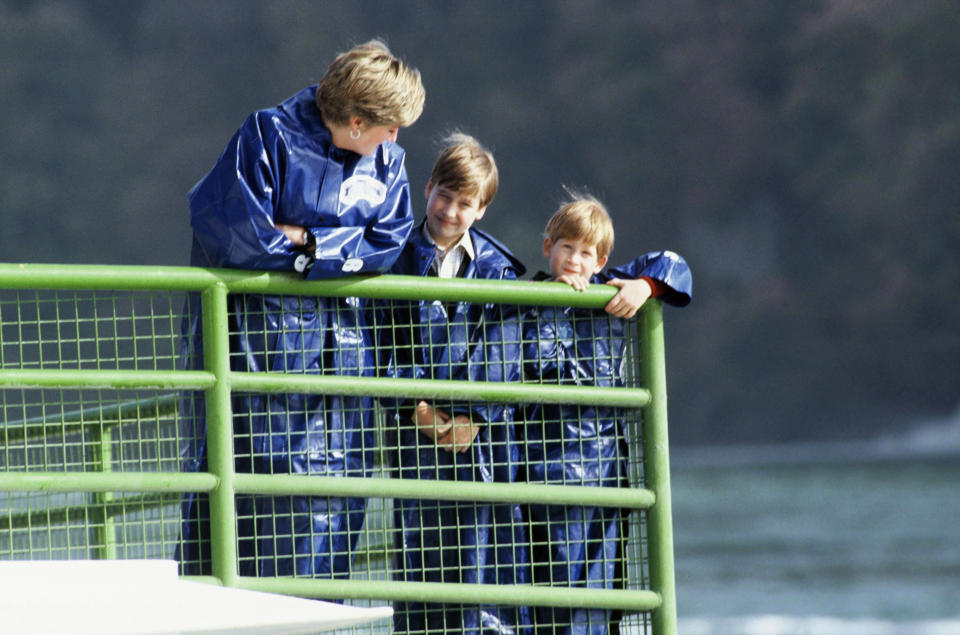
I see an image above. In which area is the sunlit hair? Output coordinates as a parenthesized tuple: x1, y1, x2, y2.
(429, 132, 499, 209)
(316, 39, 425, 127)
(544, 191, 615, 259)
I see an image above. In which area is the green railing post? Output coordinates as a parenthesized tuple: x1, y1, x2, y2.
(92, 423, 118, 560)
(201, 282, 238, 586)
(640, 300, 678, 635)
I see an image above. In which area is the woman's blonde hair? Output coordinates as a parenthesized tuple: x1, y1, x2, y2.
(316, 39, 425, 127)
(429, 132, 499, 208)
(544, 191, 615, 259)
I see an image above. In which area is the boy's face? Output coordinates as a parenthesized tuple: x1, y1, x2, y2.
(543, 236, 608, 281)
(424, 182, 487, 249)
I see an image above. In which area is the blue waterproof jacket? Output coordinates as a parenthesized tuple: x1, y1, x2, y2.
(523, 250, 691, 634)
(177, 86, 414, 578)
(383, 222, 532, 634)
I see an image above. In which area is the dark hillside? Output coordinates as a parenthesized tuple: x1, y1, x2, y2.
(2, 0, 957, 444)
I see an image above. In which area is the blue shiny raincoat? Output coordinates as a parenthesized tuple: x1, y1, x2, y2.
(383, 223, 532, 634)
(523, 251, 691, 634)
(177, 86, 414, 578)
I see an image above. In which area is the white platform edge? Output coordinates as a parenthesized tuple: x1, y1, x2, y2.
(0, 560, 392, 634)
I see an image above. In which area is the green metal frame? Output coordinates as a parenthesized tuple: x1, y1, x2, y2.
(0, 262, 678, 634)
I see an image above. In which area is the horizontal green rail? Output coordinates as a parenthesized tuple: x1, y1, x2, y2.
(0, 471, 218, 493)
(0, 370, 649, 408)
(233, 474, 656, 509)
(240, 577, 663, 612)
(0, 472, 655, 510)
(0, 263, 622, 308)
(229, 372, 651, 408)
(0, 368, 215, 391)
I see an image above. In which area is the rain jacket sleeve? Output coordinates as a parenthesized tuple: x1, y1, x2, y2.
(187, 111, 308, 272)
(605, 250, 693, 306)
(187, 90, 413, 277)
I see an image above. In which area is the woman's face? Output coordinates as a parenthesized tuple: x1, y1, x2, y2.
(343, 122, 400, 156)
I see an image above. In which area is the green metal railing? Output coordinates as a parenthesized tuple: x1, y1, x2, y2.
(0, 262, 677, 635)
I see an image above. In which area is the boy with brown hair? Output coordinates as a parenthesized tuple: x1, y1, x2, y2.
(382, 132, 531, 634)
(523, 192, 691, 634)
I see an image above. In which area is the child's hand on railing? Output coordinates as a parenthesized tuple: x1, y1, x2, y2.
(604, 277, 652, 318)
(554, 273, 591, 291)
(412, 400, 453, 440)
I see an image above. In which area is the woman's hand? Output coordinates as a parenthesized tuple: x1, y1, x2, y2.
(275, 223, 308, 246)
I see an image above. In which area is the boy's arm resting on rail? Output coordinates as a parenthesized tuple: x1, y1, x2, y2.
(603, 277, 654, 318)
(605, 250, 693, 313)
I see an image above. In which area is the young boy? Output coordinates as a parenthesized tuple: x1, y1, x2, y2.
(382, 133, 531, 634)
(523, 193, 691, 634)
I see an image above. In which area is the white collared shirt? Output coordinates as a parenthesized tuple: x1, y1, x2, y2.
(423, 225, 475, 279)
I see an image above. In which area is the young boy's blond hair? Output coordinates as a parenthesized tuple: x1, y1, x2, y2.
(316, 39, 425, 127)
(543, 193, 615, 260)
(428, 132, 499, 208)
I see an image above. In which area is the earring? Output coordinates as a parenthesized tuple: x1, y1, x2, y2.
(349, 128, 361, 140)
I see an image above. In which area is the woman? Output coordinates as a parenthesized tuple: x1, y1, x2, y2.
(177, 39, 425, 579)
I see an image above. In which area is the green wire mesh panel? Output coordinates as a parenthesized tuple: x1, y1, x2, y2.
(1, 288, 187, 562)
(194, 291, 657, 635)
(1, 276, 668, 635)
(0, 288, 183, 372)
